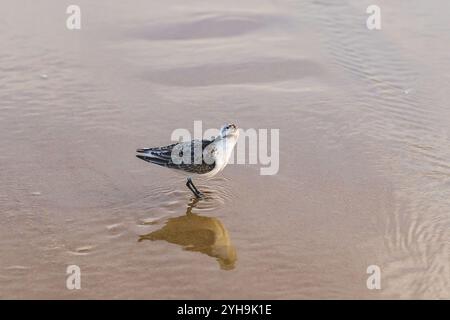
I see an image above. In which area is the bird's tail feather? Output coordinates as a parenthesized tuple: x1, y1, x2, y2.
(136, 154, 169, 167)
(136, 143, 177, 167)
(136, 148, 153, 153)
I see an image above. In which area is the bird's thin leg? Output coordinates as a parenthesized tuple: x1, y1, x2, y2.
(186, 178, 200, 198)
(186, 177, 203, 198)
(190, 180, 203, 197)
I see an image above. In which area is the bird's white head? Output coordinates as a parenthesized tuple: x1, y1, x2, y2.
(219, 123, 239, 139)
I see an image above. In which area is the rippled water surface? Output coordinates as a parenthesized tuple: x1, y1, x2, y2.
(1, 0, 449, 298)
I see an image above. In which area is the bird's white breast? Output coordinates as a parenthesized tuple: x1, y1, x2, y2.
(204, 136, 237, 178)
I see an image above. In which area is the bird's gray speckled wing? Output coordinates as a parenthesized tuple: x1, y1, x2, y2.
(136, 139, 216, 174)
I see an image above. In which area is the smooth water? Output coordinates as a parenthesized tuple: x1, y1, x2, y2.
(0, 0, 449, 298)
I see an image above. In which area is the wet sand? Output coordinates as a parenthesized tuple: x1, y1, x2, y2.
(0, 0, 449, 299)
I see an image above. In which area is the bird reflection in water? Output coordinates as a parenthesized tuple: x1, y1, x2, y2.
(138, 198, 237, 270)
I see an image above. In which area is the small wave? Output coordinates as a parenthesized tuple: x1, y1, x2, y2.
(127, 12, 281, 41)
(142, 59, 323, 87)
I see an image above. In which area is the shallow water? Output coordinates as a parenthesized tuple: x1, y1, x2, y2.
(0, 0, 449, 299)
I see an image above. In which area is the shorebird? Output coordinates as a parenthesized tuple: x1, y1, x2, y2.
(136, 124, 239, 198)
